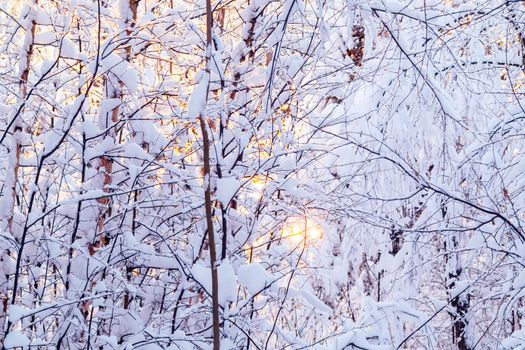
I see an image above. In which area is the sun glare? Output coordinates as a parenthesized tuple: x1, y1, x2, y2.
(282, 217, 323, 245)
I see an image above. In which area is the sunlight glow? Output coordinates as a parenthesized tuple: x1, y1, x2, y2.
(282, 217, 323, 245)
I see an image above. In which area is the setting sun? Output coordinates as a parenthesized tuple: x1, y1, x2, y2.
(282, 217, 323, 245)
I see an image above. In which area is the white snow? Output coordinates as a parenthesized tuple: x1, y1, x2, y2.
(187, 71, 210, 119)
(192, 259, 238, 306)
(215, 177, 240, 206)
(237, 262, 273, 294)
(4, 331, 30, 349)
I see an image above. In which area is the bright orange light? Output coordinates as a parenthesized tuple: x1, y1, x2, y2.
(279, 104, 290, 113)
(174, 139, 193, 155)
(248, 174, 272, 199)
(251, 175, 269, 189)
(155, 167, 167, 189)
(282, 217, 323, 245)
(257, 139, 271, 159)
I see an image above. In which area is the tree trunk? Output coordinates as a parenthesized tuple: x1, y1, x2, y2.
(201, 0, 220, 348)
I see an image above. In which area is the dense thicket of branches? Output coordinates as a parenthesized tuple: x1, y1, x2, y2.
(1, 0, 525, 349)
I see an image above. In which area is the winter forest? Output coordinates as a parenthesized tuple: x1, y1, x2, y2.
(2, 0, 525, 349)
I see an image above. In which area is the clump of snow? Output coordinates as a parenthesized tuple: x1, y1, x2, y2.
(237, 262, 273, 294)
(8, 304, 29, 323)
(4, 331, 30, 349)
(187, 71, 209, 119)
(216, 177, 240, 206)
(192, 259, 238, 306)
(60, 37, 78, 58)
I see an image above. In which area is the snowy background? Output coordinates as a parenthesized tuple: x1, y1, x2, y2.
(1, 0, 525, 349)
